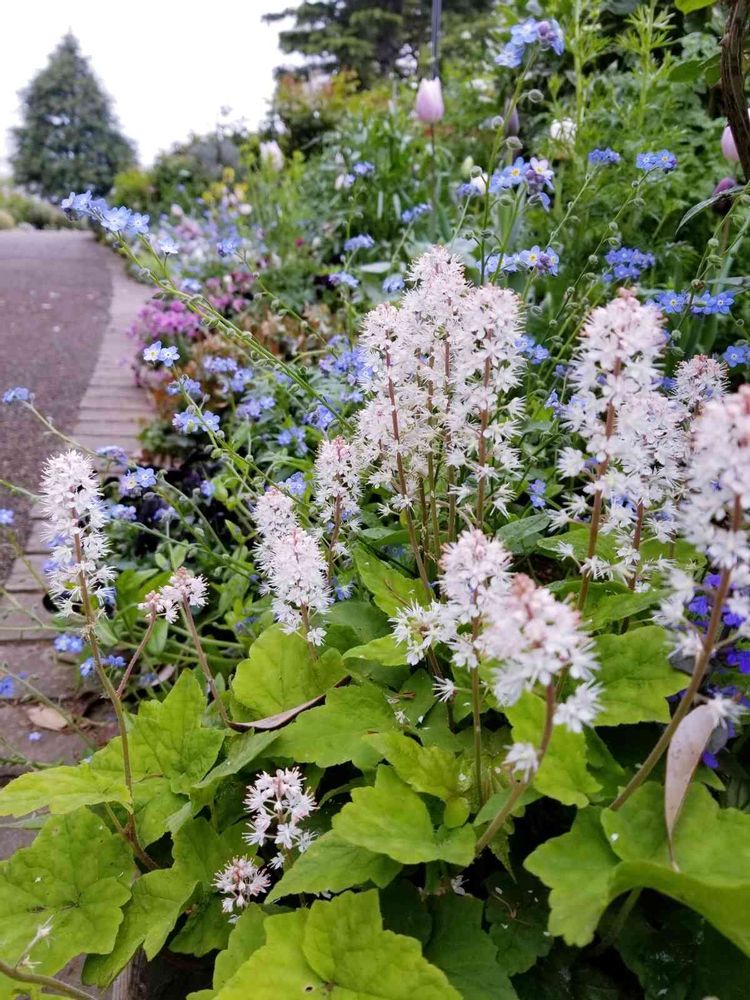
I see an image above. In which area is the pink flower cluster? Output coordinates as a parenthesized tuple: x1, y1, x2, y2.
(128, 299, 204, 347)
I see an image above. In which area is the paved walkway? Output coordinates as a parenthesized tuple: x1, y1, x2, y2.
(0, 231, 152, 862)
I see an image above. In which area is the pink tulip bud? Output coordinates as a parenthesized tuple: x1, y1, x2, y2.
(721, 107, 750, 163)
(721, 125, 739, 163)
(416, 78, 444, 124)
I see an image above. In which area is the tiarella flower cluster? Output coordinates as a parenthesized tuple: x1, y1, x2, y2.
(556, 289, 683, 573)
(138, 568, 208, 623)
(479, 573, 600, 718)
(354, 247, 526, 516)
(212, 857, 271, 915)
(213, 768, 316, 915)
(39, 451, 114, 618)
(394, 530, 602, 747)
(671, 355, 727, 411)
(312, 436, 363, 547)
(679, 386, 750, 574)
(252, 488, 332, 643)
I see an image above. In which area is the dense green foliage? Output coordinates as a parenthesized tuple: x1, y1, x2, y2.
(11, 34, 135, 201)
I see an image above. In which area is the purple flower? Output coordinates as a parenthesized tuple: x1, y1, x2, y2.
(0, 509, 15, 526)
(636, 149, 677, 173)
(529, 479, 547, 509)
(329, 271, 359, 289)
(588, 148, 621, 165)
(2, 387, 31, 404)
(383, 274, 405, 294)
(343, 234, 375, 253)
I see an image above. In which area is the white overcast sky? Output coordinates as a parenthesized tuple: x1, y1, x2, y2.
(1, 0, 295, 170)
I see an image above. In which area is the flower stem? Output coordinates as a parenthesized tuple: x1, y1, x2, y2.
(116, 616, 155, 698)
(181, 601, 232, 727)
(0, 960, 96, 1000)
(611, 498, 741, 810)
(475, 683, 556, 855)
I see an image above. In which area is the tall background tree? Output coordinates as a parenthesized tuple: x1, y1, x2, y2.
(11, 34, 135, 201)
(265, 0, 496, 87)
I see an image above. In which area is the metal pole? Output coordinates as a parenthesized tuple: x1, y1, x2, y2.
(431, 0, 443, 78)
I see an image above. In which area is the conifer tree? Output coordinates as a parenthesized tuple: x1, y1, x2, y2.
(12, 34, 135, 201)
(265, 1, 495, 86)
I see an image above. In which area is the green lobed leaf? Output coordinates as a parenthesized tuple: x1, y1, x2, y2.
(344, 633, 409, 666)
(195, 730, 279, 791)
(303, 890, 460, 999)
(496, 514, 550, 554)
(616, 908, 750, 1000)
(86, 817, 246, 986)
(593, 625, 686, 725)
(353, 545, 430, 616)
(214, 910, 314, 999)
(84, 867, 196, 987)
(506, 692, 600, 806)
(365, 731, 465, 803)
(585, 589, 663, 631)
(0, 809, 132, 977)
(425, 893, 518, 1000)
(485, 872, 553, 977)
(273, 681, 399, 770)
(216, 892, 462, 999)
(527, 783, 750, 955)
(231, 625, 347, 718)
(124, 670, 225, 795)
(0, 761, 130, 818)
(332, 765, 475, 865)
(268, 830, 401, 901)
(211, 904, 267, 992)
(524, 806, 618, 947)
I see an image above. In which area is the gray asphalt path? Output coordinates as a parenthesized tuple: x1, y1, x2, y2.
(0, 230, 112, 580)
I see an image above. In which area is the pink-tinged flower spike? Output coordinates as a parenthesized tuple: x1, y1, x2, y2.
(672, 355, 728, 412)
(479, 573, 599, 710)
(213, 857, 271, 913)
(415, 78, 444, 123)
(313, 436, 363, 571)
(39, 450, 114, 619)
(680, 385, 750, 572)
(242, 768, 317, 871)
(613, 387, 750, 810)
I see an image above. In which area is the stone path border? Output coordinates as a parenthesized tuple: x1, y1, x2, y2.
(0, 253, 152, 645)
(0, 250, 153, 996)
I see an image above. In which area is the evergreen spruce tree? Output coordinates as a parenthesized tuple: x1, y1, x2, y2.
(265, 1, 496, 86)
(11, 34, 135, 201)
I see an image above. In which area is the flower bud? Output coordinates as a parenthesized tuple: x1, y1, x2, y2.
(259, 140, 284, 171)
(721, 108, 750, 162)
(461, 156, 474, 178)
(504, 104, 520, 136)
(415, 78, 444, 124)
(712, 175, 736, 216)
